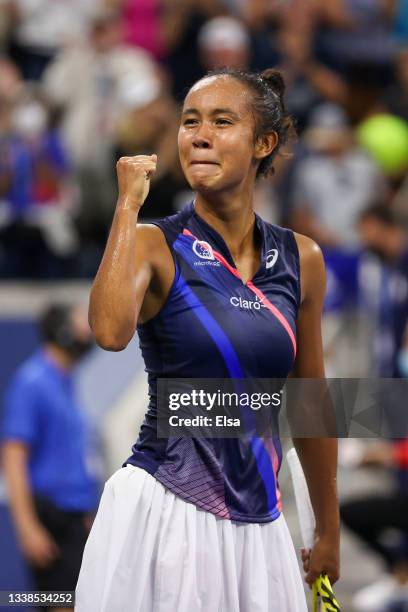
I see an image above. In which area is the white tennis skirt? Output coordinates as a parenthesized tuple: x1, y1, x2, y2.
(75, 465, 307, 612)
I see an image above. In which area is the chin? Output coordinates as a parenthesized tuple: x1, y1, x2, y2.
(186, 175, 220, 192)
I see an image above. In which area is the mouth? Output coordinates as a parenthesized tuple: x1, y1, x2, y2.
(190, 160, 220, 166)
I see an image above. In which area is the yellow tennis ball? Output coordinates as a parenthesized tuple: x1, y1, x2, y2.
(357, 114, 408, 176)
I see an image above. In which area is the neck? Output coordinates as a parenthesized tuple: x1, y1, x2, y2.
(194, 187, 257, 259)
(45, 345, 74, 372)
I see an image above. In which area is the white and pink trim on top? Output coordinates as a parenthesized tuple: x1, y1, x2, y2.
(182, 228, 297, 358)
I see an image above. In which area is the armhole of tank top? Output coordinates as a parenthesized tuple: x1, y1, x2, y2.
(287, 229, 302, 311)
(137, 220, 181, 328)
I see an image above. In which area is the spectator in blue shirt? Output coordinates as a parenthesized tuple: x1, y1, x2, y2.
(1, 303, 99, 612)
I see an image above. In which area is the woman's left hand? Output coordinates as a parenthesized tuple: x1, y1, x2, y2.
(301, 533, 340, 587)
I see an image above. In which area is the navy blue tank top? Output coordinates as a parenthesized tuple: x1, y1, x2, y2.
(125, 202, 300, 523)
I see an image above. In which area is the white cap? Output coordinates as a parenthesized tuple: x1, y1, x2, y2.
(307, 103, 349, 131)
(12, 101, 47, 138)
(117, 73, 161, 111)
(303, 103, 352, 149)
(198, 17, 249, 51)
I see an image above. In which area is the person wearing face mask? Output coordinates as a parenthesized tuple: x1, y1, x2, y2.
(357, 204, 408, 378)
(0, 303, 99, 612)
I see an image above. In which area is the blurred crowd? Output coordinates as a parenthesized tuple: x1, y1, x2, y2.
(0, 3, 408, 609)
(0, 0, 406, 279)
(0, 0, 406, 379)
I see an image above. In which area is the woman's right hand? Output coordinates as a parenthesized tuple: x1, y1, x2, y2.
(19, 521, 60, 568)
(116, 154, 158, 211)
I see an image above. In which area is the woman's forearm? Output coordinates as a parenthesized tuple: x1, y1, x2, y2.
(292, 437, 340, 538)
(89, 203, 149, 351)
(89, 155, 157, 350)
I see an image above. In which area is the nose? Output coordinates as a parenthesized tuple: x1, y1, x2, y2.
(192, 122, 213, 149)
(193, 138, 211, 149)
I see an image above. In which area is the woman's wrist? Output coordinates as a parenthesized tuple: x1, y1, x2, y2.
(116, 195, 144, 214)
(315, 521, 340, 542)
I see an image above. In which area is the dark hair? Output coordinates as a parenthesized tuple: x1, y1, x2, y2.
(359, 203, 401, 227)
(204, 67, 295, 178)
(39, 303, 73, 347)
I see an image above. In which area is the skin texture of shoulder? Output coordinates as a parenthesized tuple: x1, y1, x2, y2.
(293, 232, 326, 306)
(291, 232, 326, 378)
(136, 223, 175, 324)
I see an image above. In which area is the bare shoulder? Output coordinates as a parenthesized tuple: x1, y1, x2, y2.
(135, 222, 171, 262)
(135, 222, 174, 311)
(292, 232, 326, 304)
(293, 232, 324, 265)
(136, 222, 167, 244)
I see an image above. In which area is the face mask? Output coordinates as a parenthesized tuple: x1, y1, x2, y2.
(66, 338, 95, 361)
(397, 348, 408, 378)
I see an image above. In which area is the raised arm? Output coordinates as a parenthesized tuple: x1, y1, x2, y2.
(291, 233, 340, 586)
(89, 154, 171, 351)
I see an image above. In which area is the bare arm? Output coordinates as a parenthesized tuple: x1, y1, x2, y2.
(291, 233, 340, 586)
(89, 155, 158, 351)
(1, 441, 59, 567)
(2, 441, 39, 533)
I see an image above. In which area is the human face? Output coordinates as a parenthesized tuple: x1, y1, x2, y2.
(68, 305, 94, 360)
(178, 76, 258, 194)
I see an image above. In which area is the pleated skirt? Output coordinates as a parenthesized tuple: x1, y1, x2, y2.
(75, 465, 307, 612)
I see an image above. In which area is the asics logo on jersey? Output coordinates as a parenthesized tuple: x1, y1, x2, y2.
(230, 294, 266, 311)
(193, 239, 215, 260)
(266, 249, 278, 269)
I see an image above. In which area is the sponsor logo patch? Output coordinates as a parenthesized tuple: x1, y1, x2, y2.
(193, 239, 215, 260)
(192, 239, 221, 267)
(230, 294, 266, 311)
(266, 249, 278, 269)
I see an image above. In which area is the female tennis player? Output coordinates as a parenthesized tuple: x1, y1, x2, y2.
(75, 68, 340, 611)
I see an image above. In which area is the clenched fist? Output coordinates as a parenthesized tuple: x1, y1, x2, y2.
(116, 154, 157, 210)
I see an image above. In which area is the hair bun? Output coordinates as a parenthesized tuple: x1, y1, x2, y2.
(260, 68, 286, 99)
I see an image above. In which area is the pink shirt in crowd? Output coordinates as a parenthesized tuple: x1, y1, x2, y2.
(121, 0, 165, 60)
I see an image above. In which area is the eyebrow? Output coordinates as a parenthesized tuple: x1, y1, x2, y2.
(182, 107, 241, 119)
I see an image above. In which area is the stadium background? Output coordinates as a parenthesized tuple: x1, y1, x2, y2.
(0, 0, 408, 610)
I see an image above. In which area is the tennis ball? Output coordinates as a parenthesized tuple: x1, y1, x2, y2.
(357, 114, 408, 175)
